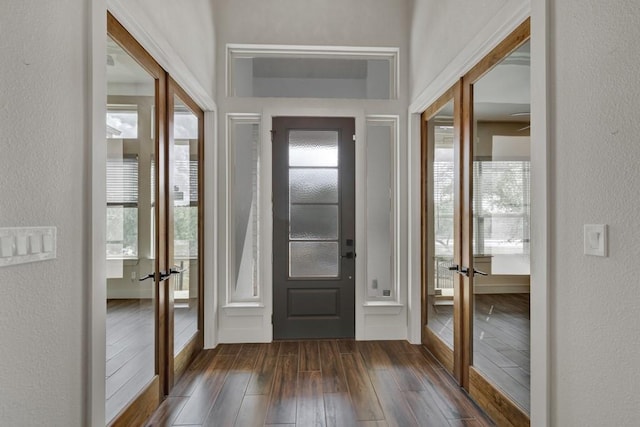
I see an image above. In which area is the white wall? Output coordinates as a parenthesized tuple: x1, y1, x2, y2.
(110, 0, 216, 99)
(108, 0, 217, 109)
(549, 0, 640, 425)
(214, 0, 410, 343)
(0, 1, 89, 425)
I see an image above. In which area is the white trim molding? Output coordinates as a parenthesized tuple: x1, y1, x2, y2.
(408, 0, 531, 114)
(107, 0, 217, 112)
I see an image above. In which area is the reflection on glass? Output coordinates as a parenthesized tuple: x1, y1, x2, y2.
(232, 55, 392, 99)
(172, 97, 199, 355)
(289, 242, 339, 277)
(105, 36, 155, 424)
(472, 41, 531, 414)
(107, 108, 138, 139)
(426, 101, 455, 349)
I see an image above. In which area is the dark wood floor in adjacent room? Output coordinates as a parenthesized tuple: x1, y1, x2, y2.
(145, 340, 494, 427)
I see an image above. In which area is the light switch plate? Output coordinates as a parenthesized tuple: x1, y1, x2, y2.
(584, 224, 607, 257)
(1, 236, 14, 258)
(0, 227, 57, 268)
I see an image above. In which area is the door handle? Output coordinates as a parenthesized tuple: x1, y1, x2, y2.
(139, 273, 156, 282)
(473, 268, 488, 276)
(448, 264, 469, 276)
(341, 251, 356, 259)
(139, 272, 172, 282)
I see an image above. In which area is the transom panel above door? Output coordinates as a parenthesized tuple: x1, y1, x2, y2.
(272, 117, 356, 339)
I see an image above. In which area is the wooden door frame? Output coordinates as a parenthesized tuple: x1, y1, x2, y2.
(461, 17, 530, 426)
(420, 81, 463, 381)
(107, 11, 167, 426)
(166, 77, 205, 390)
(420, 16, 531, 427)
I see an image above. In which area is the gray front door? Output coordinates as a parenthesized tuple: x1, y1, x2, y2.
(272, 117, 356, 339)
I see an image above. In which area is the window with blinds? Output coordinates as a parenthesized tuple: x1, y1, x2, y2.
(472, 160, 530, 256)
(106, 156, 139, 258)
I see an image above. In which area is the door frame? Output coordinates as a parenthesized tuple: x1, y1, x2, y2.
(420, 80, 463, 380)
(261, 107, 369, 342)
(166, 77, 205, 390)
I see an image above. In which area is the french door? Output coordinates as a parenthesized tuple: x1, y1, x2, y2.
(106, 14, 204, 426)
(422, 19, 531, 427)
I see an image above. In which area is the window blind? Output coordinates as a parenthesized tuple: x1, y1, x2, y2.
(107, 156, 138, 205)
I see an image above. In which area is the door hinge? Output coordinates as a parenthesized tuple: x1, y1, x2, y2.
(352, 134, 356, 142)
(271, 314, 273, 324)
(270, 129, 275, 142)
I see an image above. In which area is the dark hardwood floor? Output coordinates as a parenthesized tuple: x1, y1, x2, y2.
(106, 299, 198, 423)
(145, 340, 495, 427)
(427, 293, 530, 413)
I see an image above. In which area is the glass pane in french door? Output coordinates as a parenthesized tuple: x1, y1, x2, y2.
(471, 41, 531, 414)
(426, 99, 456, 349)
(171, 96, 199, 355)
(105, 36, 157, 423)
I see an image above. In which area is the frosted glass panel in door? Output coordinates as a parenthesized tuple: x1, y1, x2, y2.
(289, 130, 338, 166)
(289, 169, 338, 203)
(288, 128, 340, 279)
(290, 205, 339, 240)
(289, 242, 339, 277)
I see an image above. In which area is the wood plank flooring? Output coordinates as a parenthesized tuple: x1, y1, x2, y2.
(145, 340, 495, 427)
(106, 299, 198, 423)
(427, 293, 530, 413)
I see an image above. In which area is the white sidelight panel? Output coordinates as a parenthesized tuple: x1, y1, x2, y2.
(227, 115, 261, 302)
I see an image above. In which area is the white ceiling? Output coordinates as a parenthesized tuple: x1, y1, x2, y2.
(107, 37, 153, 86)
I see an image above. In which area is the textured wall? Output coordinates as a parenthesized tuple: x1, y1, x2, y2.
(409, 0, 515, 100)
(0, 1, 87, 425)
(117, 0, 217, 98)
(214, 0, 409, 47)
(410, 0, 640, 424)
(550, 0, 640, 424)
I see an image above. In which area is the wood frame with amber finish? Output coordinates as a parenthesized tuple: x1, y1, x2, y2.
(107, 12, 205, 426)
(166, 77, 205, 389)
(420, 80, 463, 382)
(421, 17, 531, 427)
(107, 11, 167, 426)
(461, 17, 530, 427)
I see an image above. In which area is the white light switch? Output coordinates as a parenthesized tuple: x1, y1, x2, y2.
(584, 224, 607, 257)
(1, 236, 14, 257)
(30, 235, 42, 254)
(0, 227, 56, 268)
(16, 236, 28, 255)
(43, 234, 54, 253)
